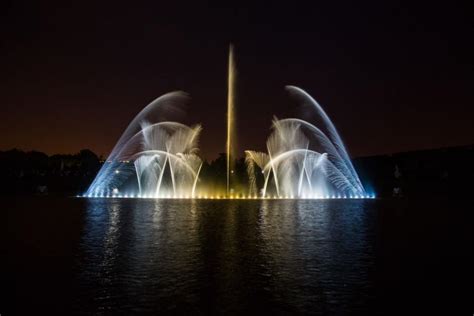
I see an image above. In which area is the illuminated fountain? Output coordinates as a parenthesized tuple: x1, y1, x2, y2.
(85, 92, 203, 198)
(83, 46, 374, 200)
(226, 44, 236, 196)
(245, 86, 370, 199)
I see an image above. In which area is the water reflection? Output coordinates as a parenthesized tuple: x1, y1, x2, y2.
(258, 200, 376, 313)
(77, 199, 376, 314)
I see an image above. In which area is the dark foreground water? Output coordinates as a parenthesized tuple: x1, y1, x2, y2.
(2, 198, 472, 315)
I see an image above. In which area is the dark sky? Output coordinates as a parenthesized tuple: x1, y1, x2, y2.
(1, 0, 473, 160)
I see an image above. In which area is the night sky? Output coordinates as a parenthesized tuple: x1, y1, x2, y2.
(1, 1, 473, 160)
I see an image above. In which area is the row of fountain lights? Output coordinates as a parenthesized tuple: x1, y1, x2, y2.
(79, 193, 376, 199)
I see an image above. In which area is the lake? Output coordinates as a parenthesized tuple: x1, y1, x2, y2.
(2, 197, 472, 315)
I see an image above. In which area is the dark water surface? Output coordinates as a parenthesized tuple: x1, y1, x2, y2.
(3, 198, 472, 315)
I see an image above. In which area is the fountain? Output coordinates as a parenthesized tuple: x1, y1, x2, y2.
(85, 91, 203, 198)
(83, 46, 373, 200)
(226, 44, 236, 196)
(245, 86, 369, 199)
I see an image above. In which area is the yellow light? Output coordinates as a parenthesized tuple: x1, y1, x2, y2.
(226, 44, 235, 196)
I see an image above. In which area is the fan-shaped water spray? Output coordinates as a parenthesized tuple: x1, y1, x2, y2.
(85, 91, 203, 198)
(245, 86, 368, 199)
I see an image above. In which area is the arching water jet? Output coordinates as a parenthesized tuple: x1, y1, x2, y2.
(245, 87, 367, 198)
(85, 92, 203, 198)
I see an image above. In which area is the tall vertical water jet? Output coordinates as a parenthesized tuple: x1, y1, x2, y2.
(226, 44, 236, 196)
